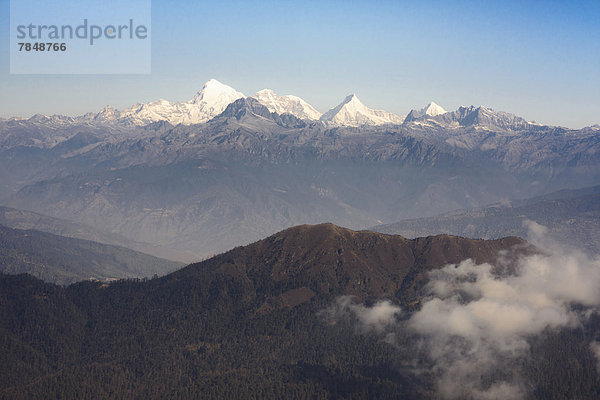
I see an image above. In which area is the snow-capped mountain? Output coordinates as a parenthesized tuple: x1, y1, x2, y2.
(421, 101, 446, 117)
(320, 94, 404, 127)
(4, 80, 564, 132)
(584, 124, 600, 131)
(1, 87, 598, 260)
(403, 103, 535, 131)
(186, 79, 246, 120)
(216, 97, 307, 129)
(118, 99, 193, 126)
(91, 105, 120, 123)
(253, 89, 321, 120)
(404, 101, 447, 122)
(86, 79, 245, 126)
(435, 106, 532, 130)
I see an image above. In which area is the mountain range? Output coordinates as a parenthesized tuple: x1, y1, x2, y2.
(4, 79, 499, 128)
(84, 79, 245, 126)
(7, 79, 405, 127)
(0, 79, 598, 259)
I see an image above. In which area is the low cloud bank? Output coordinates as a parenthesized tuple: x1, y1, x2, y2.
(322, 221, 600, 399)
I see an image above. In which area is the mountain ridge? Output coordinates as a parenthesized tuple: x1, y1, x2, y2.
(0, 223, 183, 284)
(0, 205, 195, 262)
(320, 94, 405, 127)
(3, 78, 562, 130)
(1, 104, 598, 259)
(373, 185, 600, 254)
(253, 89, 322, 120)
(404, 101, 447, 122)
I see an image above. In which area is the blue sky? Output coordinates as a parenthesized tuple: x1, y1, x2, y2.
(0, 0, 598, 128)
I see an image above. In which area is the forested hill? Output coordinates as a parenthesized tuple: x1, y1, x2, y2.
(1, 224, 598, 399)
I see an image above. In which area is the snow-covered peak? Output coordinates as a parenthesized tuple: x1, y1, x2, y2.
(404, 101, 448, 123)
(321, 94, 364, 120)
(255, 88, 276, 98)
(253, 88, 321, 120)
(92, 79, 245, 126)
(336, 94, 362, 108)
(98, 105, 118, 115)
(343, 93, 359, 103)
(320, 94, 404, 127)
(434, 105, 533, 130)
(189, 79, 244, 107)
(93, 105, 121, 122)
(422, 101, 447, 116)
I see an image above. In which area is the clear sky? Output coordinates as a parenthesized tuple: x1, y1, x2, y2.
(0, 0, 598, 128)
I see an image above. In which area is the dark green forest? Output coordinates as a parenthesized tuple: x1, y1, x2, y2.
(0, 224, 598, 399)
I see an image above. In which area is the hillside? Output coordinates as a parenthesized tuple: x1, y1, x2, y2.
(0, 224, 183, 285)
(373, 186, 600, 254)
(4, 224, 597, 399)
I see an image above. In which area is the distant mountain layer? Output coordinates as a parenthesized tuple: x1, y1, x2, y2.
(0, 83, 598, 258)
(373, 185, 600, 254)
(0, 224, 183, 284)
(12, 79, 404, 127)
(0, 206, 199, 262)
(0, 205, 136, 247)
(9, 78, 596, 131)
(0, 224, 532, 398)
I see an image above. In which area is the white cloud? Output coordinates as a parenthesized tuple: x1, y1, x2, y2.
(324, 221, 600, 399)
(319, 295, 401, 334)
